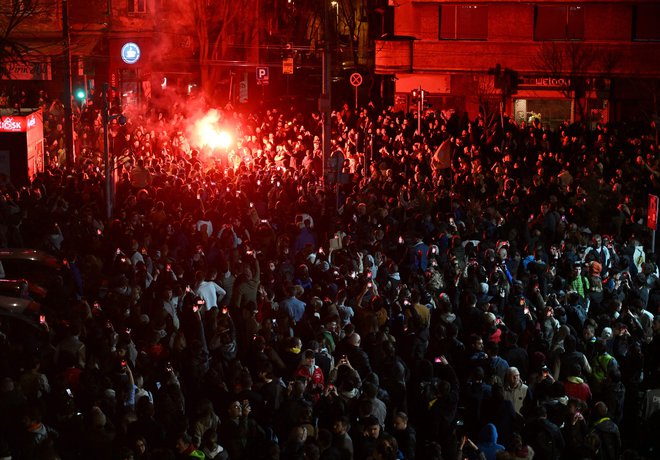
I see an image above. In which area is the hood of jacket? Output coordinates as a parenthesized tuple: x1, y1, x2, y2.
(594, 417, 619, 434)
(479, 423, 499, 444)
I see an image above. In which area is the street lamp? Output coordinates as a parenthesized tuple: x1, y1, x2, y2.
(331, 1, 339, 32)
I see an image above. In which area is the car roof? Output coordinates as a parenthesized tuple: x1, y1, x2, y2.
(0, 294, 41, 315)
(0, 278, 47, 298)
(0, 249, 61, 269)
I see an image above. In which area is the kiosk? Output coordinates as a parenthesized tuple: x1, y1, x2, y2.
(0, 109, 44, 187)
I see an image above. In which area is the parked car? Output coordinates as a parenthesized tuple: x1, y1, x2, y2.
(0, 294, 47, 361)
(0, 294, 41, 326)
(0, 278, 48, 303)
(0, 249, 62, 288)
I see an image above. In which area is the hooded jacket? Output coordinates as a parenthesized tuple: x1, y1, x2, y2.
(592, 417, 621, 460)
(476, 423, 506, 460)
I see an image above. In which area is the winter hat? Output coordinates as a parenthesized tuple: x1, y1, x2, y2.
(589, 261, 602, 275)
(531, 351, 547, 369)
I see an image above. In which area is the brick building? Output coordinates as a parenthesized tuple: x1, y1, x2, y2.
(375, 0, 660, 127)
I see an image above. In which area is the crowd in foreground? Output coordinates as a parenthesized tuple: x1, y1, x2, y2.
(1, 87, 660, 460)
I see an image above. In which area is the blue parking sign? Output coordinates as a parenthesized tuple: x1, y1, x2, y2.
(256, 67, 269, 81)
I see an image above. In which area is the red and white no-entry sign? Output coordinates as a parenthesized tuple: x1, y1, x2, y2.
(350, 73, 363, 109)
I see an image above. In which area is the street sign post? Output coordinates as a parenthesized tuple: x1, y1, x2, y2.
(349, 72, 362, 109)
(649, 194, 659, 253)
(256, 67, 269, 84)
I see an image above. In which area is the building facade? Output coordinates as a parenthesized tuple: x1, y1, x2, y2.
(375, 0, 660, 127)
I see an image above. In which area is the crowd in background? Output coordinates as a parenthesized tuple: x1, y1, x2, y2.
(1, 85, 660, 460)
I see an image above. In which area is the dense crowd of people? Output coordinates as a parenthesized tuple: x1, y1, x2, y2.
(1, 85, 660, 460)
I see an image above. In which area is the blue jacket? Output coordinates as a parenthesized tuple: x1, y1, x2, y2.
(281, 296, 306, 323)
(477, 423, 505, 460)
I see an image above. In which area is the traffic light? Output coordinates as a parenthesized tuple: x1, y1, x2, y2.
(75, 88, 86, 101)
(507, 70, 519, 95)
(411, 88, 426, 102)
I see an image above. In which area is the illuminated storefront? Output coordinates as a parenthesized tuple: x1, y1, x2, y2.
(0, 110, 45, 186)
(513, 76, 609, 129)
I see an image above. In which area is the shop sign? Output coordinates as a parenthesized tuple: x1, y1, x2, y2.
(121, 42, 141, 64)
(0, 117, 24, 132)
(282, 58, 294, 75)
(2, 59, 52, 81)
(519, 76, 571, 88)
(0, 114, 38, 133)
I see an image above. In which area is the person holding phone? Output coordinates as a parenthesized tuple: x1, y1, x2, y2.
(193, 269, 226, 313)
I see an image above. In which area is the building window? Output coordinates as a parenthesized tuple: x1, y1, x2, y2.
(128, 0, 146, 13)
(534, 5, 584, 40)
(634, 4, 660, 41)
(439, 5, 488, 40)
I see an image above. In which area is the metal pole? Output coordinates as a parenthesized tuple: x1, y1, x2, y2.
(417, 86, 422, 135)
(103, 83, 112, 221)
(228, 71, 234, 104)
(62, 0, 75, 166)
(321, 0, 332, 184)
(364, 126, 371, 177)
(421, 89, 425, 129)
(83, 74, 88, 105)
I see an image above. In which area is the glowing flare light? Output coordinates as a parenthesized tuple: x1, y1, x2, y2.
(191, 109, 233, 150)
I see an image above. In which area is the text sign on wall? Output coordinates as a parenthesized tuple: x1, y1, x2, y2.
(1, 59, 52, 81)
(519, 76, 572, 88)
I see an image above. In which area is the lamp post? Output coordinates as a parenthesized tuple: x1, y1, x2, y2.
(102, 83, 126, 221)
(62, 0, 75, 165)
(102, 83, 112, 221)
(331, 1, 339, 33)
(321, 0, 332, 185)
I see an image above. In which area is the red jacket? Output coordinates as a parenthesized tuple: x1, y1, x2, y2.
(295, 364, 325, 390)
(563, 376, 592, 402)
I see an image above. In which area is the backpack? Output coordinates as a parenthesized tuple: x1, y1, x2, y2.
(532, 423, 560, 460)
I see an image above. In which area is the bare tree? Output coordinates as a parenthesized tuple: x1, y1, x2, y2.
(0, 0, 51, 79)
(173, 0, 261, 100)
(279, 0, 322, 46)
(336, 0, 368, 68)
(471, 73, 500, 122)
(535, 42, 596, 122)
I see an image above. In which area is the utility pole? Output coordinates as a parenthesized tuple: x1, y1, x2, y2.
(103, 83, 112, 221)
(418, 86, 423, 135)
(62, 0, 75, 166)
(321, 0, 332, 184)
(412, 87, 423, 135)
